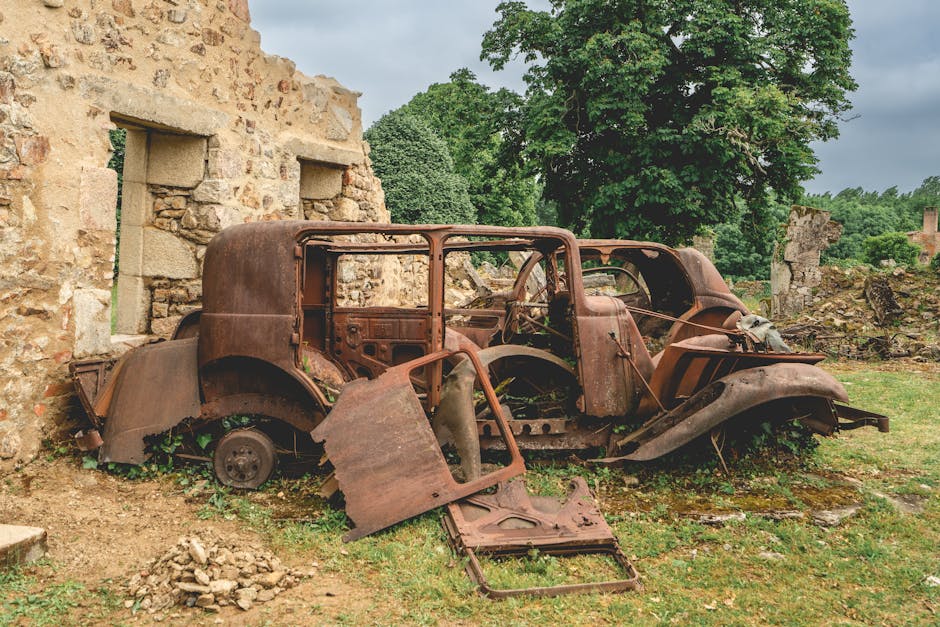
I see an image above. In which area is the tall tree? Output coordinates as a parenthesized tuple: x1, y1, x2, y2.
(482, 0, 857, 243)
(399, 69, 540, 227)
(364, 110, 476, 225)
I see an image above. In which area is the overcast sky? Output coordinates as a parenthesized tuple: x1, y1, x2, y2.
(248, 1, 940, 196)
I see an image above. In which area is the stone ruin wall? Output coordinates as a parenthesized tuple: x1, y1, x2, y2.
(907, 206, 939, 264)
(0, 0, 390, 469)
(771, 205, 843, 317)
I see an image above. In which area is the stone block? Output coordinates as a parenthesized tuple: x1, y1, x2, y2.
(299, 162, 342, 200)
(212, 205, 241, 231)
(325, 105, 354, 142)
(115, 274, 149, 335)
(119, 180, 150, 228)
(148, 133, 206, 188)
(193, 179, 231, 204)
(112, 0, 135, 18)
(73, 288, 112, 358)
(207, 148, 243, 179)
(0, 430, 20, 460)
(0, 72, 14, 104)
(15, 135, 50, 165)
(329, 197, 360, 221)
(122, 130, 148, 184)
(151, 314, 182, 338)
(118, 222, 143, 276)
(142, 227, 198, 278)
(229, 0, 250, 22)
(79, 166, 118, 231)
(0, 525, 47, 566)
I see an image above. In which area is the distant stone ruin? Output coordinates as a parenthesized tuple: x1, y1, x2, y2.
(907, 207, 939, 264)
(771, 206, 842, 317)
(0, 0, 388, 469)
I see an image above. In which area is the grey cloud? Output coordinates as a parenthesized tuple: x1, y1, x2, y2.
(248, 1, 939, 195)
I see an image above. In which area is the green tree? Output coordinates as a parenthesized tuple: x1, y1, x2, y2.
(482, 0, 857, 243)
(862, 232, 919, 267)
(364, 110, 476, 225)
(399, 69, 540, 226)
(713, 198, 789, 280)
(802, 176, 940, 262)
(108, 127, 126, 275)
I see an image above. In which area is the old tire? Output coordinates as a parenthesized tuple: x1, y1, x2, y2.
(213, 428, 277, 489)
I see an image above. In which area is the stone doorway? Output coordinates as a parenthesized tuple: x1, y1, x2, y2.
(110, 117, 208, 338)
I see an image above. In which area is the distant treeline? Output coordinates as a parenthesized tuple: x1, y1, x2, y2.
(713, 177, 940, 281)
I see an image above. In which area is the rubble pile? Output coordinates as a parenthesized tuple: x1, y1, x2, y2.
(777, 266, 940, 360)
(124, 534, 312, 615)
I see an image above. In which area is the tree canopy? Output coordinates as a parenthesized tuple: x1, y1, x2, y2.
(394, 69, 540, 227)
(364, 110, 476, 225)
(482, 0, 857, 243)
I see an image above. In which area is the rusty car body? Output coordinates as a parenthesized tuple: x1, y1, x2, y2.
(71, 220, 887, 496)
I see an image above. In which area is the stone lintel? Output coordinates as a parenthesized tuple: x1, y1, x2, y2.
(283, 135, 362, 167)
(81, 76, 228, 137)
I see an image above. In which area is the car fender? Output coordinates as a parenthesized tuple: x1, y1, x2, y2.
(613, 362, 849, 461)
(97, 338, 201, 464)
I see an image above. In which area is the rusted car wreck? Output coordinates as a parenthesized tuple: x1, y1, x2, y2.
(71, 221, 886, 594)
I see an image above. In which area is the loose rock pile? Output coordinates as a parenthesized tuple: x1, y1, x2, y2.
(776, 266, 940, 360)
(124, 534, 312, 615)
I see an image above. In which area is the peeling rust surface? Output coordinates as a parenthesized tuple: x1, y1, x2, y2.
(311, 349, 525, 542)
(443, 477, 641, 598)
(98, 338, 201, 464)
(68, 221, 887, 481)
(609, 362, 852, 461)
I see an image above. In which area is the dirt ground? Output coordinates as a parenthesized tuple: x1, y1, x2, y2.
(0, 458, 374, 626)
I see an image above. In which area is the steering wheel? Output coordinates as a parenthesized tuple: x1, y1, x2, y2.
(582, 266, 652, 310)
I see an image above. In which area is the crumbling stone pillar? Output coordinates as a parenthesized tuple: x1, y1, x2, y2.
(907, 207, 940, 264)
(771, 206, 842, 317)
(692, 233, 717, 263)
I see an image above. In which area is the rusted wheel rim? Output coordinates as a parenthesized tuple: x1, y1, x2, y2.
(213, 428, 276, 489)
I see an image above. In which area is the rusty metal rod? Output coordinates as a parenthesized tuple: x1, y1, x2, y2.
(624, 305, 744, 337)
(519, 313, 573, 342)
(608, 333, 667, 413)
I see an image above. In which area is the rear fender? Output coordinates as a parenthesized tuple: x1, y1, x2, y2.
(614, 363, 851, 461)
(98, 338, 201, 464)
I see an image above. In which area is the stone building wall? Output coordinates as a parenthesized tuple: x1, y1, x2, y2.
(0, 0, 388, 469)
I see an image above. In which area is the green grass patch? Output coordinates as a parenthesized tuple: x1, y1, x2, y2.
(189, 366, 940, 624)
(0, 565, 85, 627)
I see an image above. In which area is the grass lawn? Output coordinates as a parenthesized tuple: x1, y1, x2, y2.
(2, 364, 937, 625)
(231, 363, 940, 625)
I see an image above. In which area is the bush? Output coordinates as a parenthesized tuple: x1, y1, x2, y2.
(364, 110, 475, 225)
(931, 252, 940, 273)
(862, 232, 920, 267)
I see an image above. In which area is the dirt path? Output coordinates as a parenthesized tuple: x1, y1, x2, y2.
(0, 457, 373, 625)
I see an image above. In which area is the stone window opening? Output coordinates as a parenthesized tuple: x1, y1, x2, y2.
(109, 116, 209, 340)
(299, 159, 347, 220)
